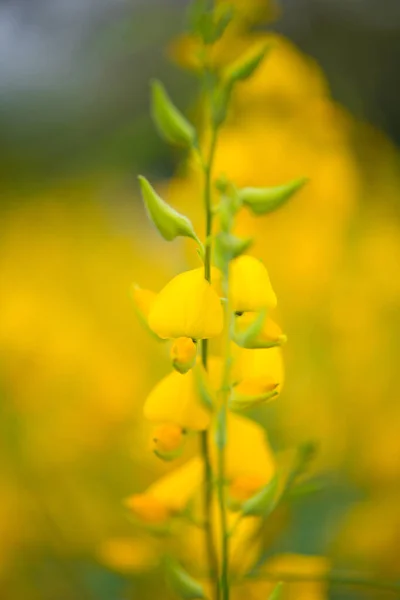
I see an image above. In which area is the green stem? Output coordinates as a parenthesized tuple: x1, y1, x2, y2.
(216, 269, 233, 600)
(244, 571, 400, 596)
(199, 124, 220, 600)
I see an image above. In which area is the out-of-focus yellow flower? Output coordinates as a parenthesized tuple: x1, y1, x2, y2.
(212, 413, 275, 495)
(125, 495, 171, 526)
(126, 458, 202, 525)
(98, 536, 159, 573)
(229, 474, 267, 503)
(131, 285, 156, 321)
(143, 368, 211, 431)
(171, 336, 198, 374)
(152, 422, 186, 461)
(148, 268, 223, 340)
(234, 554, 329, 600)
(230, 255, 277, 313)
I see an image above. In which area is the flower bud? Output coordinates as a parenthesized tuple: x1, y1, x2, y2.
(225, 43, 270, 84)
(242, 475, 279, 517)
(239, 177, 308, 216)
(230, 376, 279, 411)
(152, 423, 185, 461)
(171, 337, 197, 374)
(151, 80, 196, 147)
(139, 176, 200, 244)
(214, 232, 253, 270)
(125, 494, 170, 525)
(164, 556, 206, 599)
(229, 474, 266, 507)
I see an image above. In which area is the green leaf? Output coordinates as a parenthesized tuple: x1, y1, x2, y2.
(242, 475, 279, 517)
(269, 582, 284, 600)
(240, 177, 308, 215)
(225, 43, 270, 84)
(151, 80, 196, 147)
(165, 557, 206, 599)
(188, 1, 234, 45)
(138, 176, 201, 244)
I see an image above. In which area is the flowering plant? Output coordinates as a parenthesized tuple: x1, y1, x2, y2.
(124, 2, 400, 599)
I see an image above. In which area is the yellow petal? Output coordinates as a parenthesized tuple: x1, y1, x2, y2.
(230, 256, 277, 313)
(234, 312, 286, 348)
(125, 494, 171, 525)
(212, 413, 275, 484)
(143, 369, 211, 431)
(148, 268, 223, 339)
(235, 346, 285, 395)
(148, 458, 203, 512)
(131, 285, 156, 319)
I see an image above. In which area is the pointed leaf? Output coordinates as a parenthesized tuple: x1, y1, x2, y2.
(240, 178, 308, 215)
(225, 43, 270, 84)
(242, 475, 279, 517)
(138, 176, 200, 244)
(151, 80, 196, 147)
(165, 557, 206, 599)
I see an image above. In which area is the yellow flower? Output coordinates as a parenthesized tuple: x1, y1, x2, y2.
(234, 554, 329, 600)
(235, 346, 285, 395)
(151, 423, 186, 461)
(152, 423, 185, 454)
(170, 337, 197, 374)
(211, 413, 275, 493)
(230, 255, 277, 313)
(143, 368, 211, 431)
(131, 285, 156, 320)
(233, 311, 287, 349)
(148, 268, 223, 340)
(98, 536, 159, 573)
(230, 376, 278, 411)
(126, 458, 202, 525)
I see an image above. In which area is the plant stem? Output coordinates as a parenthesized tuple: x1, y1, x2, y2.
(244, 571, 400, 596)
(199, 124, 220, 600)
(217, 270, 233, 600)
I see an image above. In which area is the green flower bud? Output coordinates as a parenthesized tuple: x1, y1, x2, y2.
(214, 232, 253, 270)
(225, 43, 270, 84)
(138, 176, 201, 244)
(151, 80, 196, 147)
(242, 475, 279, 517)
(240, 177, 308, 216)
(165, 557, 206, 599)
(188, 1, 234, 45)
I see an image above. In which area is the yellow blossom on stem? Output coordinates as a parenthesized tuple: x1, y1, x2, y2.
(235, 346, 285, 395)
(126, 458, 203, 526)
(152, 423, 186, 461)
(143, 368, 211, 431)
(171, 337, 198, 374)
(148, 268, 223, 340)
(233, 311, 287, 349)
(230, 255, 277, 313)
(230, 376, 279, 411)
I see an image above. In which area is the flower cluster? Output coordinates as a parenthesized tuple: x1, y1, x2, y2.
(126, 2, 309, 599)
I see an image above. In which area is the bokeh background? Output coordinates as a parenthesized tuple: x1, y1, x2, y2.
(1, 0, 400, 598)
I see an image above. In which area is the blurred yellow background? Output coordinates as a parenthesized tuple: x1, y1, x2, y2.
(1, 0, 400, 598)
